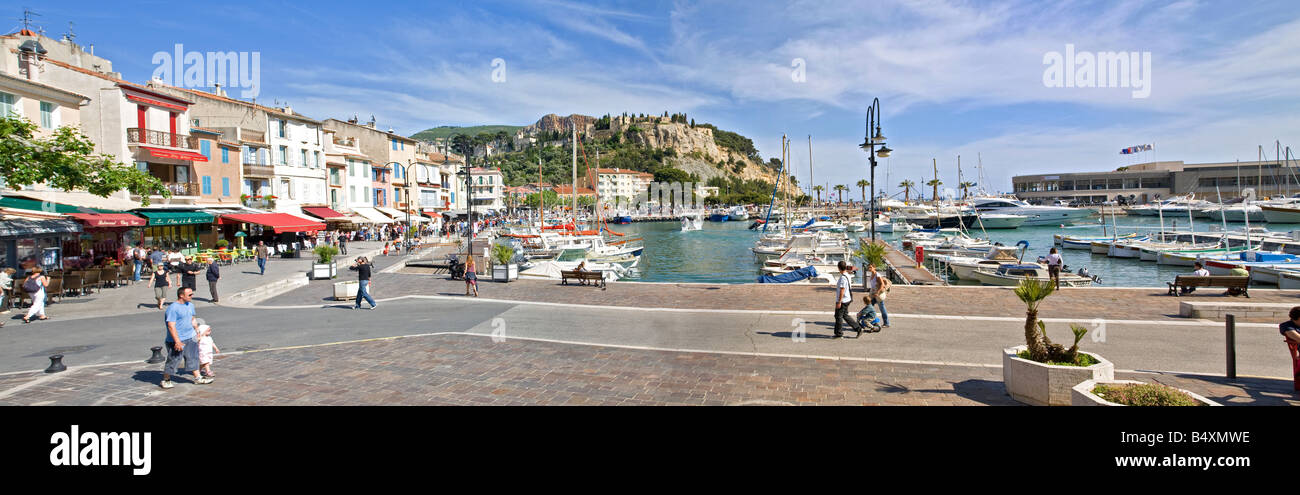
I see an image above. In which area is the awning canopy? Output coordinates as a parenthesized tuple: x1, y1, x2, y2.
(376, 207, 405, 219)
(350, 207, 394, 224)
(0, 218, 82, 238)
(66, 213, 147, 227)
(141, 146, 208, 162)
(301, 206, 348, 220)
(137, 210, 215, 226)
(220, 213, 326, 233)
(0, 195, 111, 214)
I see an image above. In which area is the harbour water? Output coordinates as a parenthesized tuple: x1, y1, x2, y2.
(608, 215, 1300, 287)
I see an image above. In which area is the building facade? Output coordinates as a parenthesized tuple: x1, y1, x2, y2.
(1012, 160, 1298, 203)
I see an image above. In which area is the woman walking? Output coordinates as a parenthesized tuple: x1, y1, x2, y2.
(464, 256, 478, 297)
(22, 267, 50, 324)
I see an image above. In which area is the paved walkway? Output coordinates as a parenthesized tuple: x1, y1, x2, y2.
(5, 241, 389, 322)
(264, 267, 1300, 323)
(2, 333, 1291, 406)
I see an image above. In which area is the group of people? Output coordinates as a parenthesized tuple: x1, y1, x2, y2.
(159, 286, 220, 389)
(832, 260, 892, 338)
(137, 244, 223, 308)
(0, 267, 53, 326)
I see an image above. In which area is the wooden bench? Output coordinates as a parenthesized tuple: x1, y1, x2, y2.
(560, 270, 606, 289)
(1167, 275, 1249, 297)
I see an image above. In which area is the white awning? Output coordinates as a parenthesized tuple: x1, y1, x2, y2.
(350, 207, 395, 224)
(376, 207, 405, 219)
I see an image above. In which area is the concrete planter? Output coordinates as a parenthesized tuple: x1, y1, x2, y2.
(1002, 345, 1114, 406)
(312, 262, 337, 280)
(492, 263, 518, 282)
(333, 280, 358, 301)
(1072, 379, 1220, 406)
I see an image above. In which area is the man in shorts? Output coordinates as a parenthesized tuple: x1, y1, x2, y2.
(160, 287, 211, 388)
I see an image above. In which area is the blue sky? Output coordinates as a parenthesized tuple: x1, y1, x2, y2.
(16, 0, 1300, 197)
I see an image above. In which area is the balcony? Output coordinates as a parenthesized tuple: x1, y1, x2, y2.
(127, 128, 198, 150)
(244, 164, 275, 177)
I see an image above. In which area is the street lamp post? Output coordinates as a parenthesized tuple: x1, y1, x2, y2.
(860, 98, 893, 244)
(386, 159, 418, 253)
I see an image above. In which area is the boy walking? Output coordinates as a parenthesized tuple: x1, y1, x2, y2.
(833, 261, 864, 338)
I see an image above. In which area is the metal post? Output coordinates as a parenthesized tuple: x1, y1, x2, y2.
(1225, 313, 1237, 379)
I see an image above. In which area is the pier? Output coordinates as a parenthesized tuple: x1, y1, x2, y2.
(876, 240, 946, 285)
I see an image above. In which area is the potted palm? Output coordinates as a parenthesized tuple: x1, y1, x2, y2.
(312, 245, 339, 279)
(1002, 277, 1114, 406)
(491, 243, 517, 282)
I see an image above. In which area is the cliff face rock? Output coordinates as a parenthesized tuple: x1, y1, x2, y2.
(525, 114, 598, 134)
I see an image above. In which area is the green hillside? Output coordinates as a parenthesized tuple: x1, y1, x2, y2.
(410, 125, 523, 142)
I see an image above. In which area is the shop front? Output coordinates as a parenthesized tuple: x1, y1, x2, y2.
(63, 213, 148, 268)
(0, 217, 82, 271)
(136, 211, 216, 255)
(219, 213, 326, 258)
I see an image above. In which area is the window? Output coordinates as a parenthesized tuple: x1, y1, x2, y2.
(200, 140, 211, 160)
(222, 177, 230, 196)
(301, 149, 308, 167)
(222, 147, 229, 163)
(0, 92, 18, 117)
(350, 186, 357, 203)
(277, 120, 286, 138)
(391, 138, 397, 151)
(40, 101, 56, 128)
(202, 176, 212, 195)
(192, 119, 200, 127)
(314, 152, 321, 168)
(278, 146, 288, 165)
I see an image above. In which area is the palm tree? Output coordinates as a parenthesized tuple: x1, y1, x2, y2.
(959, 181, 976, 199)
(833, 185, 847, 204)
(856, 179, 870, 204)
(813, 185, 824, 204)
(1015, 277, 1054, 362)
(898, 180, 915, 202)
(927, 178, 943, 202)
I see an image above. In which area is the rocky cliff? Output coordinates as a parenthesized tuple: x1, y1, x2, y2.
(524, 113, 599, 134)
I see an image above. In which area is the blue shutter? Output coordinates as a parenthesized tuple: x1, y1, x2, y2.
(200, 140, 211, 159)
(222, 177, 231, 196)
(202, 176, 212, 195)
(222, 147, 229, 163)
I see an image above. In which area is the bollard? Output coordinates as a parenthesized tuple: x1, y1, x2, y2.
(45, 354, 66, 374)
(146, 346, 165, 364)
(1225, 314, 1236, 380)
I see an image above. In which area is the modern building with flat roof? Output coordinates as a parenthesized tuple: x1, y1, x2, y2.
(1012, 159, 1298, 204)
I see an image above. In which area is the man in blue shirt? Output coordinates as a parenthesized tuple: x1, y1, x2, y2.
(161, 287, 211, 388)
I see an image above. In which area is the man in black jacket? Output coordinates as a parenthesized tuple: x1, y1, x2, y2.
(180, 257, 200, 292)
(205, 261, 221, 304)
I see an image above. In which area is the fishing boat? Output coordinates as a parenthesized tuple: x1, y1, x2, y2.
(1154, 245, 1247, 266)
(1277, 269, 1300, 289)
(933, 248, 1025, 280)
(1261, 204, 1300, 224)
(708, 209, 731, 222)
(1055, 233, 1138, 250)
(971, 264, 1094, 287)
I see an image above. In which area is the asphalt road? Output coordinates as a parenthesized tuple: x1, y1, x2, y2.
(0, 295, 1290, 378)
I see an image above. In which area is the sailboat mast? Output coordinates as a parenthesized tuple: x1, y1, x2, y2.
(538, 155, 543, 228)
(571, 122, 578, 222)
(808, 134, 814, 213)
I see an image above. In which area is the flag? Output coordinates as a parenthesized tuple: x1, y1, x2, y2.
(1120, 144, 1152, 154)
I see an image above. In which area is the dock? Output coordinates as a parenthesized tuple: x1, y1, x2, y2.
(876, 240, 946, 285)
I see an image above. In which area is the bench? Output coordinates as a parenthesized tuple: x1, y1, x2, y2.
(560, 270, 606, 290)
(1167, 275, 1249, 297)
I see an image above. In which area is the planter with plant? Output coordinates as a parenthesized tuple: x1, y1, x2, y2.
(491, 243, 518, 282)
(312, 245, 339, 279)
(1071, 379, 1219, 406)
(280, 248, 298, 259)
(1002, 277, 1114, 406)
(216, 239, 229, 251)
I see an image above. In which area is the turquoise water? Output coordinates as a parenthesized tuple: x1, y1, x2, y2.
(610, 215, 1300, 287)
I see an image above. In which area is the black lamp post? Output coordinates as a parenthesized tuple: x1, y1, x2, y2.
(386, 159, 417, 252)
(860, 98, 893, 244)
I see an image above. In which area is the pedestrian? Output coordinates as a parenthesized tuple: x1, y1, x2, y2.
(1045, 247, 1063, 290)
(160, 287, 210, 388)
(1281, 306, 1300, 348)
(339, 233, 348, 255)
(464, 255, 478, 297)
(832, 260, 863, 338)
(167, 249, 184, 287)
(180, 257, 200, 291)
(351, 256, 377, 310)
(130, 242, 145, 282)
(255, 241, 270, 275)
(205, 260, 221, 304)
(149, 264, 170, 310)
(196, 321, 219, 378)
(149, 246, 164, 273)
(21, 267, 50, 324)
(383, 241, 390, 257)
(865, 263, 891, 329)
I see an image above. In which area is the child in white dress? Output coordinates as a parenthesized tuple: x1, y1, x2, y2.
(196, 323, 220, 378)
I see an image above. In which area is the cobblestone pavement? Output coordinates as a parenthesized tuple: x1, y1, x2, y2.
(265, 267, 1300, 323)
(1, 333, 1293, 406)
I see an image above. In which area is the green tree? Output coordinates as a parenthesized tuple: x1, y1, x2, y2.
(927, 178, 943, 202)
(898, 180, 915, 202)
(856, 179, 870, 204)
(0, 115, 168, 205)
(812, 185, 824, 204)
(959, 181, 976, 199)
(833, 184, 846, 203)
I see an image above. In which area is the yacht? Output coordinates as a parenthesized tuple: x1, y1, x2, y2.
(973, 213, 1028, 229)
(969, 197, 1094, 226)
(728, 206, 749, 221)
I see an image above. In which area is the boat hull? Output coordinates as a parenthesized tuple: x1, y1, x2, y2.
(1262, 205, 1300, 224)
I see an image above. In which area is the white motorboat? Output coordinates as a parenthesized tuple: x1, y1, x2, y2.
(972, 213, 1028, 229)
(971, 264, 1094, 287)
(970, 197, 1095, 226)
(846, 221, 867, 232)
(728, 206, 749, 221)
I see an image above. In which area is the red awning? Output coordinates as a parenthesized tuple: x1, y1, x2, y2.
(220, 213, 326, 233)
(66, 213, 147, 227)
(142, 146, 208, 162)
(301, 206, 347, 220)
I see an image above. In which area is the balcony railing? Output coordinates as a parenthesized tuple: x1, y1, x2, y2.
(127, 128, 198, 150)
(243, 164, 275, 177)
(162, 182, 200, 196)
